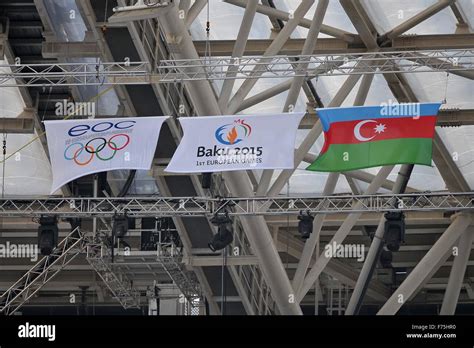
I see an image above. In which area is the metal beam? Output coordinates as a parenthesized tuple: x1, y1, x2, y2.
(185, 0, 207, 28)
(237, 80, 292, 113)
(1, 49, 473, 87)
(226, 0, 315, 114)
(433, 131, 471, 192)
(42, 41, 101, 58)
(0, 192, 472, 218)
(224, 0, 355, 42)
(183, 255, 259, 267)
(380, 0, 455, 42)
(218, 0, 258, 112)
(193, 34, 474, 56)
(440, 227, 474, 314)
(296, 165, 395, 302)
(277, 234, 391, 302)
(0, 117, 34, 134)
(377, 213, 472, 315)
(257, 0, 328, 196)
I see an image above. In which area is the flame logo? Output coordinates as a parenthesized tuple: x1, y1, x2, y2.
(215, 119, 252, 145)
(227, 127, 238, 144)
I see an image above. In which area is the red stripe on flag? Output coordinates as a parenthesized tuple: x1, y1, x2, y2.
(321, 116, 436, 151)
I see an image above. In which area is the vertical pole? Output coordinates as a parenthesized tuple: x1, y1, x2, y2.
(93, 174, 98, 237)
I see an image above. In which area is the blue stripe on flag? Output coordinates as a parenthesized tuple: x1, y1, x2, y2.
(316, 103, 442, 132)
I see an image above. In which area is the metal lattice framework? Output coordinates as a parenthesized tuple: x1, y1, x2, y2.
(158, 49, 474, 81)
(155, 248, 202, 305)
(2, 0, 474, 317)
(0, 192, 472, 218)
(86, 236, 141, 309)
(0, 49, 473, 87)
(0, 61, 151, 87)
(0, 227, 86, 315)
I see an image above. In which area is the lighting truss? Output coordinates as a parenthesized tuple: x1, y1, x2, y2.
(156, 250, 202, 305)
(159, 49, 474, 81)
(0, 192, 472, 218)
(0, 49, 472, 87)
(86, 235, 141, 309)
(0, 227, 86, 315)
(0, 61, 152, 87)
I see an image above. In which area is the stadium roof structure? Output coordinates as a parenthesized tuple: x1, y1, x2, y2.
(0, 0, 473, 316)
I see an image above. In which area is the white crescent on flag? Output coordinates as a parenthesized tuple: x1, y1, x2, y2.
(354, 119, 377, 142)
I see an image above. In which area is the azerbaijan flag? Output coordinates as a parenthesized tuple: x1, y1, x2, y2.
(307, 103, 442, 172)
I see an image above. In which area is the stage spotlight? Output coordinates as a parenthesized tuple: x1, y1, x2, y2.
(384, 212, 405, 252)
(201, 173, 212, 190)
(112, 215, 129, 239)
(380, 249, 393, 268)
(38, 216, 59, 256)
(297, 210, 314, 240)
(208, 212, 233, 252)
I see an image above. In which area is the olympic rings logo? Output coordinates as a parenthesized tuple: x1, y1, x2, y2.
(64, 134, 130, 166)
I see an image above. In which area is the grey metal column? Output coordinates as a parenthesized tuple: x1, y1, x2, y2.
(296, 165, 395, 302)
(256, 0, 329, 196)
(345, 164, 413, 315)
(185, 0, 208, 28)
(380, 0, 455, 41)
(292, 172, 339, 295)
(218, 0, 258, 112)
(440, 227, 474, 314)
(283, 0, 329, 112)
(378, 213, 472, 315)
(159, 6, 302, 315)
(226, 0, 315, 114)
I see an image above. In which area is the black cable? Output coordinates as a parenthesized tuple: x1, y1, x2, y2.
(221, 246, 227, 315)
(118, 170, 137, 197)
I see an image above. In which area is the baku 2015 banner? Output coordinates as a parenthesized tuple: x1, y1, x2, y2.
(44, 116, 169, 193)
(165, 113, 305, 173)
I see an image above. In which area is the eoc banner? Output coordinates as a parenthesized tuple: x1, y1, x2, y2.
(165, 113, 304, 173)
(45, 116, 169, 193)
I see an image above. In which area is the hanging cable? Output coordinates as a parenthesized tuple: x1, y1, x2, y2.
(285, 178, 290, 269)
(443, 71, 450, 104)
(102, 0, 109, 34)
(204, 0, 211, 65)
(221, 245, 227, 315)
(2, 133, 7, 198)
(41, 87, 53, 121)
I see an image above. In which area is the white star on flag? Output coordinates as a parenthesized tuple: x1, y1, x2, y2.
(374, 123, 386, 134)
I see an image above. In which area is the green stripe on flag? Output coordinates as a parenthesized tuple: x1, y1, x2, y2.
(307, 138, 433, 172)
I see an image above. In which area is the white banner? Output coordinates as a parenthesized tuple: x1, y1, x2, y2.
(166, 113, 304, 173)
(45, 116, 169, 194)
